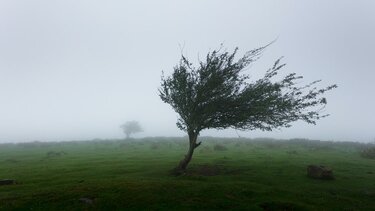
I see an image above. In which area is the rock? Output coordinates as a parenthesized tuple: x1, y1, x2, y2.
(79, 197, 94, 205)
(307, 165, 334, 180)
(0, 179, 16, 186)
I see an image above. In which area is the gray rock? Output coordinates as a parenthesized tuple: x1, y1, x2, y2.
(307, 165, 334, 180)
(79, 197, 94, 205)
(0, 179, 16, 185)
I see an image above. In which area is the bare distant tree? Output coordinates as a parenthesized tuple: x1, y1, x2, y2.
(120, 121, 143, 139)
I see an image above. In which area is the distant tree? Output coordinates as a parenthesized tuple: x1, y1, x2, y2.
(120, 121, 143, 139)
(159, 44, 337, 174)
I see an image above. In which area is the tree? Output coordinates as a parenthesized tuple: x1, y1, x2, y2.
(159, 45, 337, 174)
(120, 121, 143, 139)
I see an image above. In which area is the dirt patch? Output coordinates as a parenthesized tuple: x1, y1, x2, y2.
(184, 164, 252, 176)
(259, 201, 304, 211)
(187, 164, 222, 176)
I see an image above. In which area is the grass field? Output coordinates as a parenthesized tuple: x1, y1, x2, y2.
(0, 137, 374, 210)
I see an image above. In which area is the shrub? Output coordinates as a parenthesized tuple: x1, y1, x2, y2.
(199, 146, 212, 153)
(213, 144, 228, 151)
(150, 142, 160, 150)
(286, 150, 298, 155)
(360, 147, 375, 159)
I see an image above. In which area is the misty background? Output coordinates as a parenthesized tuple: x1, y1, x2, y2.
(0, 1, 374, 143)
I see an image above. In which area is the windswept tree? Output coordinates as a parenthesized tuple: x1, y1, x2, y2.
(159, 44, 337, 174)
(120, 121, 143, 139)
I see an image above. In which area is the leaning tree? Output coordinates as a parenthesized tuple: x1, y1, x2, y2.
(159, 45, 337, 174)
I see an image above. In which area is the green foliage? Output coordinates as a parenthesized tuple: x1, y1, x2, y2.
(159, 45, 337, 133)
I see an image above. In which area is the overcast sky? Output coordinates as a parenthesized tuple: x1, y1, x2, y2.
(1, 0, 374, 143)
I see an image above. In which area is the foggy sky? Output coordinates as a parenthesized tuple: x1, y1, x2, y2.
(1, 1, 374, 143)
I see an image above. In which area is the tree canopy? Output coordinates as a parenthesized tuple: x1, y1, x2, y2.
(120, 121, 143, 139)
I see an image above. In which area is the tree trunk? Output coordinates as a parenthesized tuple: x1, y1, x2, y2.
(172, 131, 201, 175)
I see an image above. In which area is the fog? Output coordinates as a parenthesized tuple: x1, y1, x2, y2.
(1, 0, 374, 143)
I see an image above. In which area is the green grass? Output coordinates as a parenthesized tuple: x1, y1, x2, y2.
(0, 137, 374, 210)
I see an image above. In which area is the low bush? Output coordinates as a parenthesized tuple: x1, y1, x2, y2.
(361, 147, 375, 159)
(150, 142, 160, 150)
(213, 144, 228, 151)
